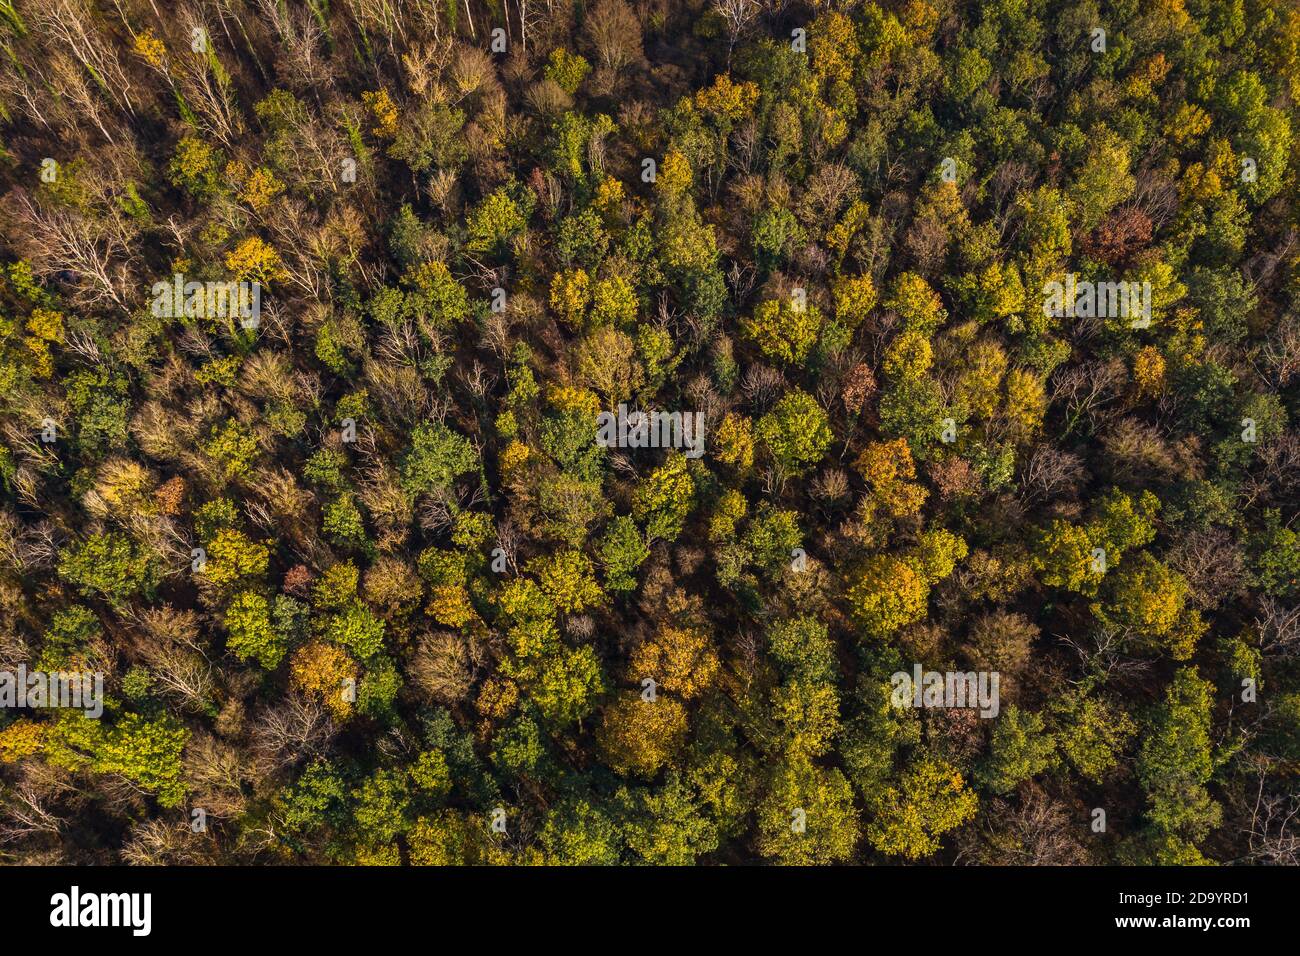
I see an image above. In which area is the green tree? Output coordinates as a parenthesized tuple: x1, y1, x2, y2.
(756, 389, 833, 477)
(755, 758, 859, 865)
(866, 754, 978, 860)
(58, 532, 158, 607)
(225, 590, 287, 669)
(1136, 668, 1224, 849)
(978, 706, 1057, 794)
(400, 421, 478, 496)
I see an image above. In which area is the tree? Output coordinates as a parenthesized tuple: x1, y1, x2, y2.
(597, 516, 650, 592)
(49, 712, 189, 808)
(225, 590, 286, 669)
(978, 706, 1057, 794)
(1050, 689, 1136, 784)
(633, 453, 695, 542)
(755, 758, 859, 865)
(1093, 553, 1201, 660)
(1136, 668, 1224, 850)
(741, 298, 822, 365)
(465, 188, 530, 257)
(756, 389, 833, 477)
(768, 616, 837, 685)
(769, 680, 841, 759)
(620, 772, 719, 865)
(847, 556, 928, 639)
(714, 412, 755, 470)
(400, 421, 478, 497)
(584, 0, 644, 79)
(529, 549, 603, 613)
(597, 692, 688, 779)
(538, 797, 621, 865)
(202, 528, 270, 591)
(866, 754, 978, 860)
(58, 532, 158, 607)
(291, 642, 358, 719)
(629, 626, 720, 700)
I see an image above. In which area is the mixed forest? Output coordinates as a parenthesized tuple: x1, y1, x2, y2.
(1, 0, 1299, 866)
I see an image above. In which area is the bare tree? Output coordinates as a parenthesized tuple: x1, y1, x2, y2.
(714, 0, 761, 62)
(1255, 597, 1300, 658)
(3, 190, 135, 311)
(1017, 444, 1086, 505)
(1232, 764, 1300, 865)
(583, 0, 642, 76)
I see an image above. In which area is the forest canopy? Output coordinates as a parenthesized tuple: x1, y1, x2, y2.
(0, 0, 1298, 867)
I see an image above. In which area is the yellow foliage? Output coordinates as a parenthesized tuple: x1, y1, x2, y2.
(629, 626, 720, 700)
(594, 176, 625, 222)
(832, 274, 877, 328)
(1125, 54, 1170, 100)
(88, 458, 156, 518)
(1003, 368, 1046, 441)
(132, 29, 166, 69)
(597, 692, 687, 778)
(0, 719, 45, 763)
(693, 74, 760, 122)
(476, 677, 520, 721)
(225, 236, 287, 285)
(715, 412, 755, 470)
(1133, 346, 1166, 398)
(26, 307, 65, 344)
(883, 329, 933, 379)
(810, 11, 859, 86)
(500, 439, 532, 478)
(955, 339, 1008, 420)
(550, 268, 590, 327)
(826, 199, 871, 261)
(290, 642, 358, 719)
(709, 487, 748, 541)
(1164, 103, 1212, 144)
(362, 89, 399, 139)
(855, 437, 915, 487)
(546, 383, 601, 419)
(854, 438, 927, 518)
(24, 307, 65, 377)
(240, 166, 285, 212)
(658, 150, 693, 198)
(427, 584, 478, 628)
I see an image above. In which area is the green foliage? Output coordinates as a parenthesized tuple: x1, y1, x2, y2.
(400, 421, 478, 496)
(756, 389, 833, 476)
(597, 516, 649, 592)
(741, 298, 823, 366)
(978, 707, 1057, 794)
(58, 532, 158, 607)
(755, 758, 859, 865)
(4, 0, 1296, 872)
(1136, 668, 1224, 849)
(866, 754, 978, 860)
(632, 454, 695, 542)
(225, 590, 286, 669)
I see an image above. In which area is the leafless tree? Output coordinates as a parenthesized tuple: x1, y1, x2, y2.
(248, 695, 337, 781)
(960, 786, 1091, 865)
(1258, 313, 1300, 388)
(583, 0, 643, 75)
(1255, 597, 1300, 659)
(174, 4, 246, 148)
(1167, 527, 1246, 610)
(32, 0, 138, 115)
(3, 190, 134, 311)
(1017, 444, 1086, 505)
(1049, 358, 1126, 437)
(1232, 764, 1300, 865)
(713, 0, 761, 62)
